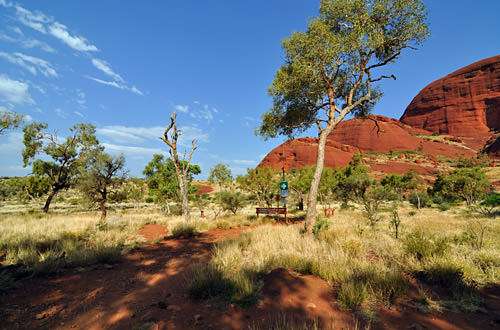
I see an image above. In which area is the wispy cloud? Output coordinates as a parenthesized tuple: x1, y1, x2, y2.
(97, 124, 209, 149)
(0, 74, 34, 104)
(232, 159, 257, 166)
(48, 22, 98, 52)
(174, 104, 189, 113)
(92, 58, 123, 82)
(74, 111, 84, 118)
(1, 1, 98, 52)
(102, 142, 167, 157)
(54, 108, 67, 118)
(0, 26, 56, 53)
(0, 52, 57, 77)
(86, 76, 144, 96)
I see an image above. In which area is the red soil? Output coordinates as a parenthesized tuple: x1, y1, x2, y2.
(195, 185, 214, 195)
(2, 225, 500, 329)
(139, 224, 169, 242)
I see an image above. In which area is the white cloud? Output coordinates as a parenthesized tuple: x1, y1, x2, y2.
(92, 58, 123, 82)
(0, 52, 57, 77)
(0, 26, 56, 53)
(102, 142, 167, 157)
(232, 159, 257, 166)
(48, 22, 98, 52)
(21, 38, 56, 53)
(14, 52, 57, 77)
(97, 125, 165, 144)
(97, 124, 209, 149)
(74, 111, 84, 118)
(0, 131, 23, 154)
(14, 5, 50, 34)
(178, 125, 210, 148)
(0, 75, 34, 104)
(86, 76, 144, 96)
(0, 51, 36, 74)
(54, 108, 67, 118)
(174, 105, 189, 113)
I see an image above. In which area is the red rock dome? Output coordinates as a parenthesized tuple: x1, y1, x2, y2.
(400, 55, 500, 136)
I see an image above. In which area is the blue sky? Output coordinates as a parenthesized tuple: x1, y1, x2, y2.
(1, 0, 499, 179)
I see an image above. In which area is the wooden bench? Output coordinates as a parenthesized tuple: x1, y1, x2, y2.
(256, 207, 287, 216)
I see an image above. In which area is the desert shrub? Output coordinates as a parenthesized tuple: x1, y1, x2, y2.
(187, 263, 236, 301)
(171, 223, 197, 238)
(313, 217, 330, 235)
(438, 202, 451, 211)
(408, 192, 429, 209)
(408, 211, 417, 217)
(403, 230, 449, 260)
(216, 221, 231, 230)
(187, 263, 259, 307)
(356, 264, 408, 304)
(221, 192, 247, 215)
(337, 279, 368, 310)
(145, 196, 154, 203)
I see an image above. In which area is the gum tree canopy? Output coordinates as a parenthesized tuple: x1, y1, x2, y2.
(257, 0, 429, 234)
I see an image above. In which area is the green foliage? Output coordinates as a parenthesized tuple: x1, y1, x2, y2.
(22, 122, 102, 212)
(221, 192, 247, 215)
(408, 191, 429, 209)
(337, 279, 368, 310)
(257, 0, 429, 140)
(145, 196, 154, 203)
(313, 217, 330, 235)
(438, 202, 451, 211)
(171, 223, 198, 238)
(0, 110, 25, 136)
(432, 167, 491, 206)
(403, 230, 449, 261)
(143, 154, 200, 207)
(208, 163, 233, 187)
(78, 152, 127, 219)
(236, 166, 279, 207)
(475, 193, 500, 217)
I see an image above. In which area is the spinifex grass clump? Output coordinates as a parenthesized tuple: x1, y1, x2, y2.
(171, 223, 198, 238)
(0, 212, 148, 281)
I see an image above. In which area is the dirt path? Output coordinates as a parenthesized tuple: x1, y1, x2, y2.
(2, 226, 500, 329)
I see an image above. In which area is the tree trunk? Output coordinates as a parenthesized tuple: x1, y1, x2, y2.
(43, 189, 57, 213)
(99, 200, 107, 220)
(304, 130, 329, 234)
(179, 173, 191, 223)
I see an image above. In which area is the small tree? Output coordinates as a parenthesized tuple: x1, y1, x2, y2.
(237, 166, 279, 207)
(221, 192, 246, 215)
(432, 167, 491, 207)
(22, 122, 101, 212)
(0, 110, 25, 136)
(78, 152, 127, 219)
(257, 0, 429, 234)
(143, 154, 200, 214)
(208, 163, 233, 218)
(160, 112, 199, 223)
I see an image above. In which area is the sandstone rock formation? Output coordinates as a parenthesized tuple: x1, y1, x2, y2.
(258, 137, 359, 171)
(400, 55, 500, 136)
(258, 115, 476, 172)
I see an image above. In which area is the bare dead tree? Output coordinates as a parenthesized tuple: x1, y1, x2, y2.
(160, 111, 197, 223)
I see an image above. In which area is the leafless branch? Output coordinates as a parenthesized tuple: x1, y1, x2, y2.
(369, 74, 396, 83)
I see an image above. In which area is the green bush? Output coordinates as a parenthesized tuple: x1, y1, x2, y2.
(337, 279, 368, 310)
(438, 202, 451, 211)
(403, 230, 449, 260)
(408, 192, 428, 209)
(171, 223, 198, 238)
(313, 217, 330, 235)
(145, 196, 154, 203)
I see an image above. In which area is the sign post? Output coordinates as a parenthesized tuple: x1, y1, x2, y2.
(280, 181, 288, 223)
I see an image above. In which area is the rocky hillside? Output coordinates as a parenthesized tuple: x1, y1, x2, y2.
(259, 55, 500, 177)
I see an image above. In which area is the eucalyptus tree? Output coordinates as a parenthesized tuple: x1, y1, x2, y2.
(78, 152, 127, 219)
(236, 166, 279, 207)
(257, 0, 429, 233)
(208, 163, 233, 218)
(22, 122, 101, 212)
(0, 111, 25, 136)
